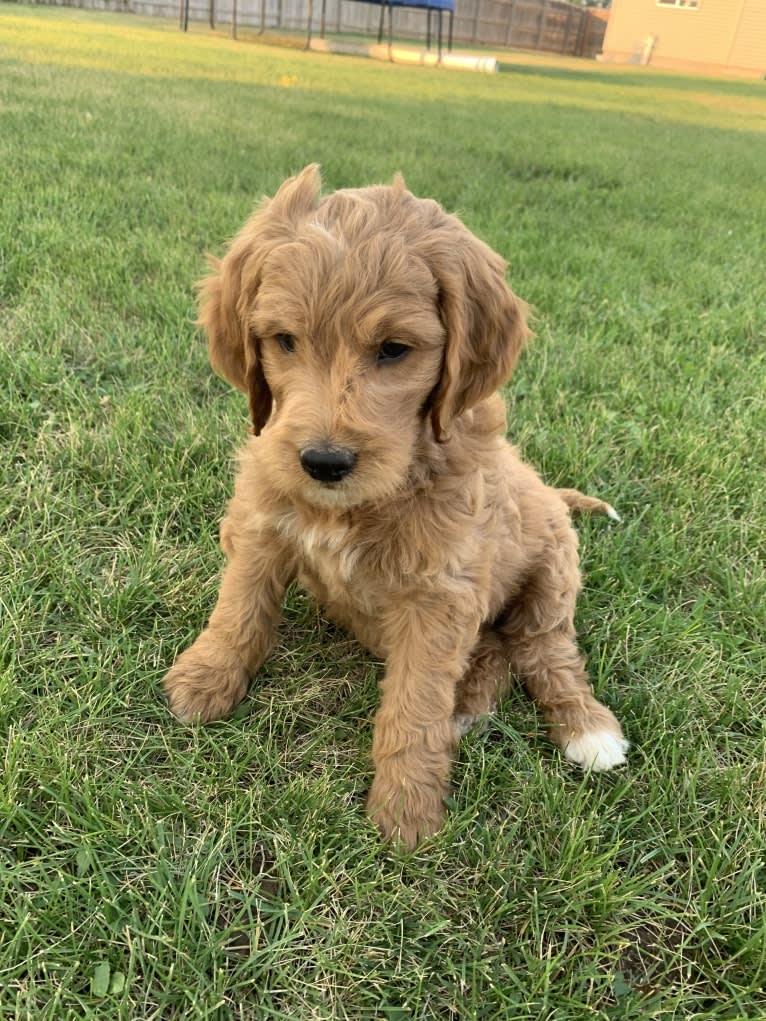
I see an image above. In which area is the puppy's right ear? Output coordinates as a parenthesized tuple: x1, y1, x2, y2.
(197, 164, 322, 434)
(197, 252, 250, 396)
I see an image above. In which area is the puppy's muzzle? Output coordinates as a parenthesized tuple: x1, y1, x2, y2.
(300, 445, 357, 483)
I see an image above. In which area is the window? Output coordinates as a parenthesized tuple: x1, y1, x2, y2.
(657, 0, 699, 8)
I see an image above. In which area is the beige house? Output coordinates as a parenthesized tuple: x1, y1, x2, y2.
(600, 0, 766, 78)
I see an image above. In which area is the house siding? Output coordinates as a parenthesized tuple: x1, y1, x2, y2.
(728, 1, 766, 70)
(601, 0, 766, 77)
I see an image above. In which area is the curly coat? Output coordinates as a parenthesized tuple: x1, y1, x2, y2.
(163, 165, 627, 848)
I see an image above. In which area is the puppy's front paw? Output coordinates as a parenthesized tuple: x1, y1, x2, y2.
(163, 631, 249, 724)
(367, 772, 446, 850)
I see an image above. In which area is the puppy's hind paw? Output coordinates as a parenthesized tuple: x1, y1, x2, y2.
(563, 730, 629, 772)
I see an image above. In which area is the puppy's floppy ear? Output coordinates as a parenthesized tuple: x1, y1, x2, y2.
(421, 212, 530, 442)
(197, 164, 322, 434)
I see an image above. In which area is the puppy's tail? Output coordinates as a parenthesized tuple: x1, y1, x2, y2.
(556, 488, 621, 522)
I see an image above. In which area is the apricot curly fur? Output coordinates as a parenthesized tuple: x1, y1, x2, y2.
(163, 165, 628, 849)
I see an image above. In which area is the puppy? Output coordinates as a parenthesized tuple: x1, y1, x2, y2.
(163, 165, 628, 848)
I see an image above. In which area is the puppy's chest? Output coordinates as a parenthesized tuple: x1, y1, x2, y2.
(279, 514, 378, 611)
(277, 509, 479, 615)
(299, 522, 363, 583)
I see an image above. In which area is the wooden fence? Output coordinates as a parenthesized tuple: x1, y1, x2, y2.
(32, 0, 608, 58)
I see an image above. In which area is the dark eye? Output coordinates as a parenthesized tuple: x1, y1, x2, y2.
(376, 341, 410, 364)
(275, 333, 296, 353)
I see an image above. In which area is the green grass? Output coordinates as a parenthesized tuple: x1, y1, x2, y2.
(1, 5, 765, 1018)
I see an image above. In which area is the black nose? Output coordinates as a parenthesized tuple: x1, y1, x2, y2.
(300, 446, 356, 483)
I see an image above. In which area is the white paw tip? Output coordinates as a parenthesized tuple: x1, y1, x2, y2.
(605, 504, 621, 523)
(564, 730, 629, 771)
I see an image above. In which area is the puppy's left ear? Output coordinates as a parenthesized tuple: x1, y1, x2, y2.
(423, 215, 530, 441)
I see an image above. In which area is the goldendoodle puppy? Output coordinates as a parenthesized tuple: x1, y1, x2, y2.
(163, 165, 628, 848)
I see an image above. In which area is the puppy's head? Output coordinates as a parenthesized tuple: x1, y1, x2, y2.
(199, 164, 529, 509)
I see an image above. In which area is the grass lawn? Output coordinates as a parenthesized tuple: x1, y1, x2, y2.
(1, 5, 765, 1018)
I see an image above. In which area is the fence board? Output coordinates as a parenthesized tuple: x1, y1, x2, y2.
(30, 0, 608, 58)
